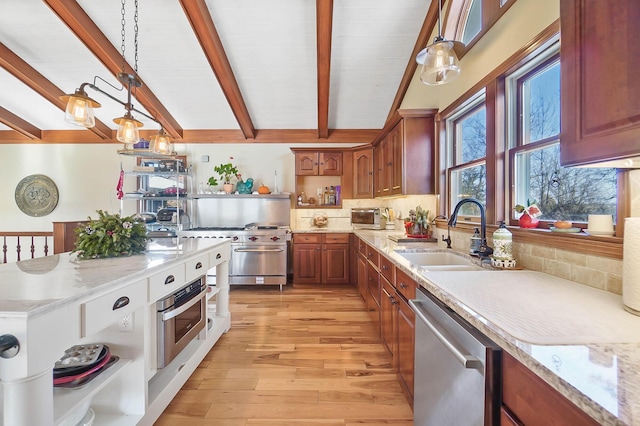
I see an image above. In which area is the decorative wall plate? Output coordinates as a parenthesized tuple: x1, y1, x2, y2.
(15, 174, 59, 217)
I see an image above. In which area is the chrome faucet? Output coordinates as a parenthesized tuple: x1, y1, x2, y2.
(448, 198, 493, 258)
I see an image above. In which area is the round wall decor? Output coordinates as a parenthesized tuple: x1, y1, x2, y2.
(15, 174, 59, 217)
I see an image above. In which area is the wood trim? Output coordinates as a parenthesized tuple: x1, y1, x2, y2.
(386, 1, 440, 122)
(316, 0, 333, 139)
(180, 0, 255, 140)
(44, 0, 183, 139)
(0, 41, 112, 139)
(0, 106, 41, 139)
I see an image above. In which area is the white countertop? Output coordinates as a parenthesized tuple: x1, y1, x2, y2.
(0, 238, 226, 317)
(355, 229, 640, 426)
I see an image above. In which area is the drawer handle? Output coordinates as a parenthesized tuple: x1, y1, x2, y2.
(0, 334, 20, 359)
(165, 275, 175, 285)
(216, 253, 222, 259)
(195, 262, 203, 269)
(400, 282, 406, 289)
(112, 296, 130, 310)
(382, 265, 388, 270)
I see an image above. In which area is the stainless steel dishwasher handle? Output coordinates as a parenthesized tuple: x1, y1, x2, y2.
(409, 299, 482, 369)
(162, 289, 206, 321)
(233, 248, 284, 253)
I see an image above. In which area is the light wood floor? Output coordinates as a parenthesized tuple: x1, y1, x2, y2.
(155, 283, 414, 425)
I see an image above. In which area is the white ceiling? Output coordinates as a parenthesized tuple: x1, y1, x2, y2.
(0, 0, 433, 143)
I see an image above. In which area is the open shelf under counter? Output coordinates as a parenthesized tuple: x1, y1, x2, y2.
(54, 358, 137, 426)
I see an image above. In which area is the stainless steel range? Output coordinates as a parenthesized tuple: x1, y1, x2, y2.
(177, 194, 291, 290)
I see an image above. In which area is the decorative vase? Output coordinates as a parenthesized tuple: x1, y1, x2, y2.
(223, 183, 234, 194)
(519, 214, 540, 228)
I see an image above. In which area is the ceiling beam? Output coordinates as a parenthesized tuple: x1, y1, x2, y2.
(43, 0, 184, 139)
(0, 42, 112, 139)
(180, 0, 256, 140)
(316, 0, 333, 139)
(0, 107, 42, 139)
(386, 0, 440, 122)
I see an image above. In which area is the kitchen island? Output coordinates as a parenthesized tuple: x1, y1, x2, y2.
(355, 229, 640, 425)
(0, 238, 231, 426)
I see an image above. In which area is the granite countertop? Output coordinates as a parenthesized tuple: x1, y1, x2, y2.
(0, 238, 227, 317)
(355, 229, 640, 426)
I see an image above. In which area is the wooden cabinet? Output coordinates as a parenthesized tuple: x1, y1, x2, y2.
(502, 352, 599, 425)
(560, 0, 640, 166)
(352, 147, 374, 199)
(373, 109, 436, 196)
(380, 274, 397, 364)
(294, 151, 343, 176)
(53, 220, 87, 254)
(292, 233, 350, 284)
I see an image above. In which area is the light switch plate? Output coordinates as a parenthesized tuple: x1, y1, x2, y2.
(201, 155, 210, 162)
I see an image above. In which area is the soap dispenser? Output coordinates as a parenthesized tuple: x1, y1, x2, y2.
(470, 228, 481, 254)
(492, 221, 513, 260)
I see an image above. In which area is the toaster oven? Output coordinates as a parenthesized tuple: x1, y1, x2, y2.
(350, 208, 386, 229)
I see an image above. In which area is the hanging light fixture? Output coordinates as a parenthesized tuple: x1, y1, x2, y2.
(149, 128, 173, 155)
(60, 0, 173, 152)
(416, 0, 465, 85)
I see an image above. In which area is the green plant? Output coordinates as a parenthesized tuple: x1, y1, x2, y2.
(213, 162, 239, 184)
(73, 210, 148, 259)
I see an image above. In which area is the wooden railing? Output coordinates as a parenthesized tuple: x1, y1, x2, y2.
(1, 232, 53, 264)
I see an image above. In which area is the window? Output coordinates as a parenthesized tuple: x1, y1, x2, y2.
(506, 41, 617, 225)
(446, 91, 486, 217)
(461, 0, 482, 45)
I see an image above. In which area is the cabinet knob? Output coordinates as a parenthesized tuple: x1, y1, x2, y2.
(400, 282, 406, 288)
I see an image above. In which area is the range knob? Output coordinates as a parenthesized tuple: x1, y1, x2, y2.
(270, 236, 281, 241)
(249, 236, 258, 241)
(232, 236, 239, 241)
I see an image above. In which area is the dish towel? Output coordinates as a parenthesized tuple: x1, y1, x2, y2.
(623, 217, 640, 315)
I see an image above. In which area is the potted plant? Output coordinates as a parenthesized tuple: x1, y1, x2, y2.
(406, 206, 432, 237)
(514, 199, 542, 228)
(212, 161, 239, 193)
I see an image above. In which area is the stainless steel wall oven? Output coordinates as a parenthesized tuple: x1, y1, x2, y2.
(156, 275, 207, 368)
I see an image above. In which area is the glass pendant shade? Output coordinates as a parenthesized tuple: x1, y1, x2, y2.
(60, 90, 100, 127)
(149, 130, 173, 155)
(420, 40, 461, 85)
(114, 113, 143, 144)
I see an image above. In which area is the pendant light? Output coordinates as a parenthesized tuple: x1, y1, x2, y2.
(60, 0, 172, 151)
(415, 0, 464, 85)
(149, 128, 173, 155)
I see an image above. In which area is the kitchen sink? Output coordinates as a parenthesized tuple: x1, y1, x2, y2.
(394, 250, 486, 272)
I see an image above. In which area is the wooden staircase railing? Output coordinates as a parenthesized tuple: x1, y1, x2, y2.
(1, 232, 53, 264)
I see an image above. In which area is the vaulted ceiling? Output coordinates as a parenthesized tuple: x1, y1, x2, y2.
(0, 0, 438, 145)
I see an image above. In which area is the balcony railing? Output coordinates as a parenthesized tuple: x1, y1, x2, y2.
(1, 232, 53, 264)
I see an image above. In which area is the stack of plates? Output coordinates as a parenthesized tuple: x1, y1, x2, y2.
(585, 229, 615, 236)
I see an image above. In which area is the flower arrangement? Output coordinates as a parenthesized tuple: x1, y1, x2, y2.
(513, 199, 542, 228)
(73, 210, 148, 259)
(405, 206, 433, 236)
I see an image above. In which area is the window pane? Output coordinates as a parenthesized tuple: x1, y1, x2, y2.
(456, 107, 486, 164)
(522, 62, 560, 143)
(514, 144, 617, 222)
(450, 163, 486, 215)
(462, 0, 482, 45)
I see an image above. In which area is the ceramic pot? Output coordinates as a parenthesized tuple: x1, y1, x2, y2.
(223, 183, 234, 194)
(519, 214, 540, 228)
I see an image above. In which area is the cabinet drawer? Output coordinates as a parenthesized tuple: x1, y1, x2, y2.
(379, 256, 394, 283)
(148, 264, 186, 302)
(363, 243, 380, 268)
(81, 279, 147, 337)
(186, 254, 209, 282)
(293, 233, 322, 244)
(395, 268, 417, 301)
(323, 233, 350, 244)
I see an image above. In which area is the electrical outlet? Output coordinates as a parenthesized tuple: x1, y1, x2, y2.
(118, 313, 134, 332)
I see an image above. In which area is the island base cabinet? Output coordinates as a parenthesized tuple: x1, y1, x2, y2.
(502, 352, 599, 425)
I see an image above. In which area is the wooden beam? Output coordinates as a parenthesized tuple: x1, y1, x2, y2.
(0, 128, 379, 144)
(43, 0, 184, 139)
(0, 41, 112, 139)
(386, 0, 439, 122)
(0, 107, 41, 139)
(316, 0, 333, 139)
(180, 0, 256, 140)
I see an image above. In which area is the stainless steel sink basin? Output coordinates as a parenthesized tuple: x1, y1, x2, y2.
(394, 250, 486, 272)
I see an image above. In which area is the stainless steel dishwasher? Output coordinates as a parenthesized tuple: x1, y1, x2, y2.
(409, 287, 501, 426)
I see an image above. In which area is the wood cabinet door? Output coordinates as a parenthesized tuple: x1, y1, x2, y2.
(322, 243, 350, 284)
(353, 147, 374, 198)
(319, 152, 343, 175)
(374, 143, 384, 197)
(380, 276, 397, 364)
(292, 243, 322, 283)
(381, 135, 393, 194)
(560, 0, 640, 166)
(397, 296, 415, 399)
(389, 122, 403, 195)
(295, 152, 319, 175)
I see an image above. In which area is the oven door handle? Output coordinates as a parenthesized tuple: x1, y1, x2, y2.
(409, 299, 482, 369)
(233, 248, 285, 253)
(162, 288, 207, 321)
